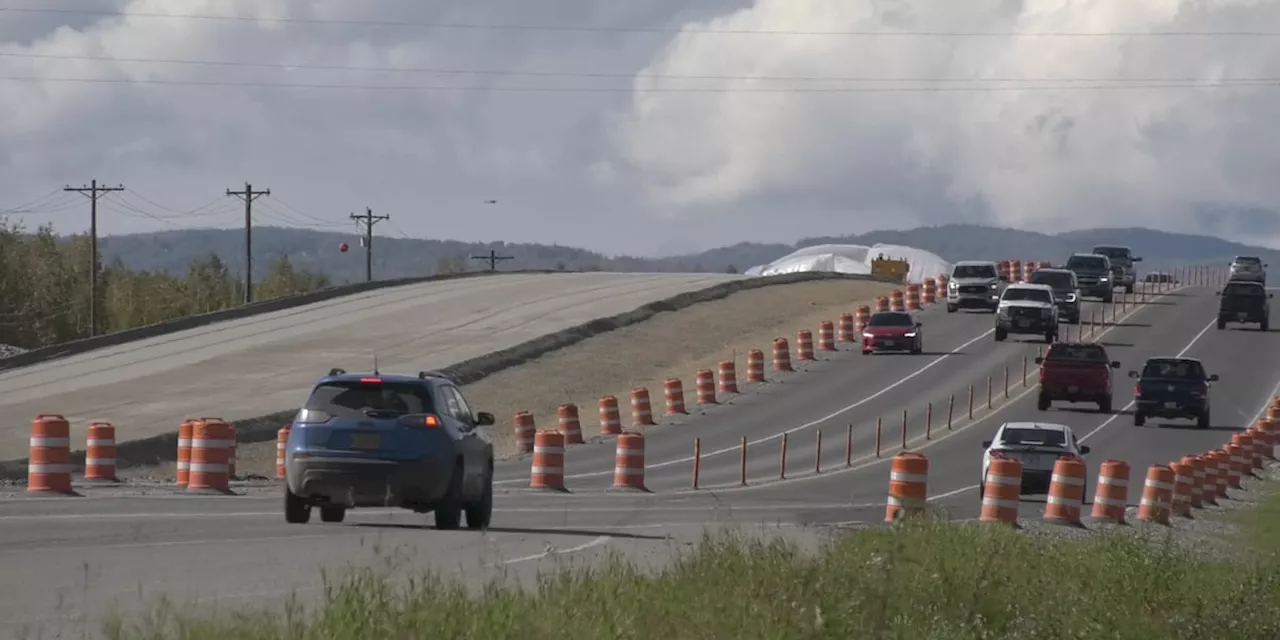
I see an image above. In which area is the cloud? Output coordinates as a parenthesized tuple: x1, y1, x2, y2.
(2, 0, 1279, 256)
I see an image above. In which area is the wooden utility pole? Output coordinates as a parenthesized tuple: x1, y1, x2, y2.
(350, 207, 390, 282)
(470, 249, 515, 272)
(64, 179, 124, 337)
(225, 182, 271, 304)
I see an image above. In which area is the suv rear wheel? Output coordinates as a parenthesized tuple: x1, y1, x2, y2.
(1134, 411, 1146, 426)
(434, 462, 465, 530)
(1098, 395, 1113, 414)
(285, 487, 311, 524)
(994, 327, 1008, 342)
(319, 506, 346, 523)
(1197, 410, 1211, 430)
(465, 465, 494, 530)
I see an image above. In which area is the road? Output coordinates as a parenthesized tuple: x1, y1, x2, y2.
(0, 272, 739, 461)
(1, 285, 1208, 637)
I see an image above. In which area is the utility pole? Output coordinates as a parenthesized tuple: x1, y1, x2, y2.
(225, 182, 271, 304)
(349, 207, 390, 282)
(64, 179, 124, 337)
(470, 249, 515, 272)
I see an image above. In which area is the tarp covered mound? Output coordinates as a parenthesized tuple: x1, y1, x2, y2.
(744, 243, 953, 285)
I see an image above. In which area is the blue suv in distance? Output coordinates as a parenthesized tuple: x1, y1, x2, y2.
(284, 368, 496, 530)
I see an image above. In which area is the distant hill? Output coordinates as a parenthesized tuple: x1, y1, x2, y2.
(94, 224, 1275, 282)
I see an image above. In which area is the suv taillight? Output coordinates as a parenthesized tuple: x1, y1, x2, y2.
(398, 414, 441, 428)
(1133, 383, 1142, 396)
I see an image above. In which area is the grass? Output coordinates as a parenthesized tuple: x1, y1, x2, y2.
(98, 497, 1280, 640)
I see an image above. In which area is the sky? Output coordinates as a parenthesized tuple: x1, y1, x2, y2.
(1, 0, 1279, 257)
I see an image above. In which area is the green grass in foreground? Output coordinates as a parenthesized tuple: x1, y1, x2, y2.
(106, 503, 1280, 640)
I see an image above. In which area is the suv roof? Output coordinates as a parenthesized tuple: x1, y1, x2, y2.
(954, 260, 998, 267)
(1000, 421, 1070, 433)
(1092, 245, 1131, 251)
(1032, 267, 1073, 275)
(1003, 283, 1054, 291)
(1070, 252, 1108, 259)
(319, 368, 456, 385)
(1145, 356, 1203, 364)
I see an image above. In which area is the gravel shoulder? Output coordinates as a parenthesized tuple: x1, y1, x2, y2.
(126, 279, 896, 480)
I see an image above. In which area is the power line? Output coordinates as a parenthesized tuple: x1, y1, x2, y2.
(2, 76, 1277, 93)
(6, 51, 1275, 85)
(64, 179, 124, 337)
(226, 182, 270, 304)
(350, 207, 390, 283)
(3, 7, 1278, 36)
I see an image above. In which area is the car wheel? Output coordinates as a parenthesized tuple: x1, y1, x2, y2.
(1098, 395, 1113, 414)
(946, 304, 957, 313)
(861, 349, 872, 355)
(1217, 319, 1226, 330)
(1134, 412, 1145, 427)
(1037, 392, 1051, 411)
(1197, 410, 1211, 430)
(994, 327, 1007, 342)
(1045, 330, 1056, 344)
(1262, 321, 1270, 332)
(284, 487, 311, 524)
(319, 506, 346, 523)
(465, 466, 494, 530)
(1102, 293, 1113, 303)
(434, 463, 465, 530)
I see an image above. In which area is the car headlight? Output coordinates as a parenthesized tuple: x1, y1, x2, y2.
(948, 281, 958, 290)
(862, 332, 875, 339)
(903, 332, 916, 338)
(1099, 276, 1109, 282)
(989, 282, 998, 289)
(1065, 293, 1076, 302)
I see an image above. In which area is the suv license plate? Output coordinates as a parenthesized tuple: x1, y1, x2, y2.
(1164, 401, 1178, 409)
(1067, 385, 1079, 393)
(1239, 313, 1248, 321)
(351, 433, 381, 450)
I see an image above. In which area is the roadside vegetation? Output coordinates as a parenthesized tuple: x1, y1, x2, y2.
(104, 486, 1280, 640)
(0, 220, 329, 349)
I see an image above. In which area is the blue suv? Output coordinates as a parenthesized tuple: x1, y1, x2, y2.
(284, 368, 497, 529)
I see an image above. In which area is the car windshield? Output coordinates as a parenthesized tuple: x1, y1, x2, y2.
(1002, 288, 1053, 304)
(999, 427, 1067, 448)
(1235, 257, 1262, 266)
(1029, 271, 1074, 289)
(1224, 282, 1265, 297)
(1066, 255, 1107, 270)
(305, 380, 435, 418)
(1045, 344, 1109, 363)
(868, 312, 913, 327)
(1141, 359, 1205, 380)
(1092, 247, 1131, 263)
(953, 265, 997, 279)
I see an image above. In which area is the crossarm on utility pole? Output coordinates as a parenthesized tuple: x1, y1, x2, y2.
(470, 249, 515, 272)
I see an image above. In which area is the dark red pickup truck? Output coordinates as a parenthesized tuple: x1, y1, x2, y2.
(1034, 343, 1121, 413)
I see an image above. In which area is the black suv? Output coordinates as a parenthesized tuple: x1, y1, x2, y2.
(1130, 357, 1217, 428)
(1028, 268, 1082, 323)
(1216, 280, 1272, 331)
(1065, 253, 1115, 302)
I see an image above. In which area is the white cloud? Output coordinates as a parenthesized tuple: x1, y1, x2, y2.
(2, 0, 1279, 255)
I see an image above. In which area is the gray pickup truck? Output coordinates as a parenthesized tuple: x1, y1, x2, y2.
(1065, 253, 1115, 303)
(1091, 245, 1141, 292)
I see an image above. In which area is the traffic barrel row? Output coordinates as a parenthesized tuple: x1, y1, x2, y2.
(527, 430, 653, 492)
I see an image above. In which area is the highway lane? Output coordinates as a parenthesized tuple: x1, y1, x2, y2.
(494, 293, 1164, 494)
(0, 272, 740, 461)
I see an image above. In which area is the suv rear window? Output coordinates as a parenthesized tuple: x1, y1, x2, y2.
(999, 427, 1066, 447)
(305, 380, 435, 418)
(1141, 359, 1205, 380)
(1045, 344, 1108, 363)
(1092, 247, 1132, 262)
(1066, 255, 1107, 270)
(1224, 282, 1265, 297)
(953, 264, 997, 279)
(1001, 288, 1053, 304)
(1029, 271, 1074, 289)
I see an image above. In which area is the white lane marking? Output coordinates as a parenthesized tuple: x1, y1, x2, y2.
(690, 289, 1181, 493)
(1077, 316, 1216, 444)
(498, 323, 1002, 485)
(486, 535, 612, 567)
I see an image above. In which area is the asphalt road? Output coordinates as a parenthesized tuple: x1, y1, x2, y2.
(0, 272, 739, 461)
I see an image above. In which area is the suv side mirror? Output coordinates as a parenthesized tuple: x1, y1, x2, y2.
(475, 411, 495, 426)
(915, 321, 923, 328)
(1133, 257, 1143, 262)
(1128, 370, 1139, 378)
(1207, 374, 1220, 382)
(1080, 445, 1092, 455)
(1110, 361, 1121, 368)
(982, 440, 993, 448)
(1034, 356, 1044, 365)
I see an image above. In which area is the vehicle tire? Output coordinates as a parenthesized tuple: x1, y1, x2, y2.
(946, 304, 957, 313)
(465, 467, 494, 530)
(1102, 292, 1114, 303)
(861, 349, 872, 355)
(1217, 318, 1226, 330)
(1045, 329, 1056, 344)
(284, 487, 311, 524)
(1134, 412, 1145, 427)
(319, 506, 346, 523)
(1098, 395, 1113, 414)
(1262, 320, 1270, 332)
(994, 327, 1007, 342)
(1037, 392, 1051, 411)
(433, 462, 465, 530)
(1197, 410, 1210, 430)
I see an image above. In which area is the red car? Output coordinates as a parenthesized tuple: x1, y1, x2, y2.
(861, 311, 924, 355)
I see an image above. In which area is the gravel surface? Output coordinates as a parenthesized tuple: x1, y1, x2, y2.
(0, 344, 25, 360)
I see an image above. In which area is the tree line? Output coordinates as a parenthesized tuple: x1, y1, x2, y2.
(0, 220, 331, 350)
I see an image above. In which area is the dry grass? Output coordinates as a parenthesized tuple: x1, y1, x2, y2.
(213, 280, 893, 476)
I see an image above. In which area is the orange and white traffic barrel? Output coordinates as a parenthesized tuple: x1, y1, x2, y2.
(935, 274, 949, 300)
(1023, 261, 1036, 282)
(83, 421, 117, 482)
(1183, 454, 1205, 509)
(1038, 260, 1051, 269)
(889, 289, 906, 312)
(1169, 459, 1194, 517)
(1250, 421, 1276, 460)
(817, 321, 836, 351)
(1009, 260, 1023, 282)
(630, 387, 654, 426)
(558, 403, 584, 445)
(746, 349, 765, 382)
(598, 396, 622, 435)
(663, 378, 687, 415)
(885, 452, 928, 523)
(1200, 451, 1223, 505)
(796, 330, 815, 360)
(1224, 443, 1247, 489)
(772, 338, 793, 371)
(718, 360, 739, 393)
(227, 423, 237, 480)
(27, 414, 73, 495)
(998, 260, 1012, 281)
(1232, 431, 1261, 471)
(176, 418, 196, 487)
(513, 411, 536, 454)
(905, 284, 922, 310)
(695, 369, 717, 404)
(188, 418, 233, 494)
(838, 313, 856, 341)
(855, 305, 872, 331)
(276, 425, 290, 480)
(1090, 459, 1130, 524)
(1209, 449, 1231, 499)
(875, 296, 890, 313)
(1043, 456, 1086, 525)
(980, 456, 1022, 524)
(1136, 464, 1174, 525)
(530, 430, 567, 491)
(612, 432, 648, 491)
(921, 278, 936, 304)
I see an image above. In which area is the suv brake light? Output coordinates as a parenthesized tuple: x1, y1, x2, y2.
(398, 414, 441, 428)
(1134, 383, 1142, 396)
(359, 377, 383, 384)
(296, 408, 332, 423)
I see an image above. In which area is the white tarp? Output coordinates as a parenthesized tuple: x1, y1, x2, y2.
(744, 243, 952, 285)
